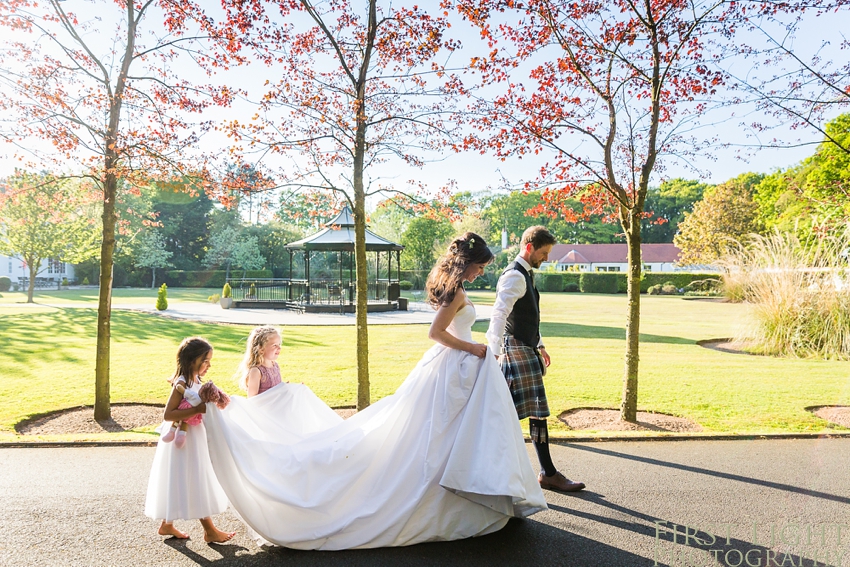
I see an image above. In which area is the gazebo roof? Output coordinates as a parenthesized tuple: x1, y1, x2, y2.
(284, 205, 404, 251)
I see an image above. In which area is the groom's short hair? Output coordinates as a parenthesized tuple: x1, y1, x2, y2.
(521, 226, 556, 250)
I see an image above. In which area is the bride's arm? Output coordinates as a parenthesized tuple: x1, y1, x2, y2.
(428, 292, 487, 358)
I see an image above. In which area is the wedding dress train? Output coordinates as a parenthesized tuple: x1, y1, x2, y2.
(203, 304, 547, 550)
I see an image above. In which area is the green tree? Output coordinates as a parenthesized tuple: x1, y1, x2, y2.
(401, 217, 453, 271)
(675, 173, 764, 265)
(0, 172, 99, 302)
(369, 199, 413, 245)
(135, 230, 173, 289)
(642, 179, 711, 243)
(246, 222, 302, 278)
(153, 184, 214, 271)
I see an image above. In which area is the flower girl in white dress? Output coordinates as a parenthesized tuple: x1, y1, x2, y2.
(145, 337, 234, 543)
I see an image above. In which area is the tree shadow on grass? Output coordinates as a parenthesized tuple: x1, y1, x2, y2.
(0, 308, 326, 366)
(472, 321, 692, 345)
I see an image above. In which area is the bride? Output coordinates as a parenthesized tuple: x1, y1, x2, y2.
(203, 232, 547, 550)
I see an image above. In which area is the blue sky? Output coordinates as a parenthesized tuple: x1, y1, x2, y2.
(1, 1, 846, 198)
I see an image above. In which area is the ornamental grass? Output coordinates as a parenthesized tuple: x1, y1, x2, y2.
(721, 229, 850, 359)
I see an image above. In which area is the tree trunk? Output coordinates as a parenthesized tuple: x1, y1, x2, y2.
(620, 209, 642, 422)
(95, 165, 117, 422)
(151, 267, 156, 289)
(94, 0, 135, 422)
(350, 0, 377, 412)
(26, 260, 37, 303)
(353, 125, 370, 411)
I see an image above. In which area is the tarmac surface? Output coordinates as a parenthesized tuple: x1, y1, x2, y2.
(3, 300, 488, 326)
(2, 438, 849, 567)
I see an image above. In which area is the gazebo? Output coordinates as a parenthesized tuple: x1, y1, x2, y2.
(227, 206, 405, 313)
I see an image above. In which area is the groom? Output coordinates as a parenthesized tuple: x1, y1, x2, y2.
(486, 226, 585, 492)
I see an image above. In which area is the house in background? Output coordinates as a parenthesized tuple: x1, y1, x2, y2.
(543, 243, 691, 273)
(0, 255, 76, 285)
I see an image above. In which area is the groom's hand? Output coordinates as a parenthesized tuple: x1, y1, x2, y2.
(539, 347, 551, 367)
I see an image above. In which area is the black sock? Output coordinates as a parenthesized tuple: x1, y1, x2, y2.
(529, 418, 557, 477)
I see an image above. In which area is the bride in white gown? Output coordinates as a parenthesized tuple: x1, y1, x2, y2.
(203, 232, 547, 550)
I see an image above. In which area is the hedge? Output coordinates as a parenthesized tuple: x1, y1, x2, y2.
(164, 270, 273, 288)
(531, 270, 721, 294)
(579, 272, 620, 294)
(534, 272, 581, 292)
(0, 276, 10, 292)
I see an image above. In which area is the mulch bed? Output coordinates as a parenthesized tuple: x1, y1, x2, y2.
(19, 403, 849, 436)
(808, 406, 850, 429)
(16, 404, 166, 435)
(696, 338, 754, 355)
(558, 407, 703, 432)
(16, 404, 358, 435)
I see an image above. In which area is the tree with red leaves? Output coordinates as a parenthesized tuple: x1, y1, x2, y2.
(450, 0, 737, 421)
(215, 0, 462, 409)
(0, 0, 235, 420)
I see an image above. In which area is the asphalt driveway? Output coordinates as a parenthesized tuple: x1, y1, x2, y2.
(1, 439, 848, 567)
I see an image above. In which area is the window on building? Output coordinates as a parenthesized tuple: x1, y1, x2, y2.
(47, 259, 65, 275)
(643, 264, 652, 272)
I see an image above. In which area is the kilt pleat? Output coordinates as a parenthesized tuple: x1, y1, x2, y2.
(500, 336, 549, 420)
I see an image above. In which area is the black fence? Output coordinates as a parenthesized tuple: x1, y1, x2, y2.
(227, 278, 398, 306)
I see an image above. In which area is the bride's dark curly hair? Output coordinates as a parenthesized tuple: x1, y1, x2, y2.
(426, 232, 494, 307)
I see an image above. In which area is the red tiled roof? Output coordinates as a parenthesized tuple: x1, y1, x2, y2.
(549, 243, 681, 264)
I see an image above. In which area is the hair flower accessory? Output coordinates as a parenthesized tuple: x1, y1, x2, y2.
(469, 237, 475, 248)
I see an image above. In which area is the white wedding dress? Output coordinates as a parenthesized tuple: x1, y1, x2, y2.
(203, 303, 547, 550)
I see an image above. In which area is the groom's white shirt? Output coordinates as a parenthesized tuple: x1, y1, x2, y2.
(486, 255, 544, 355)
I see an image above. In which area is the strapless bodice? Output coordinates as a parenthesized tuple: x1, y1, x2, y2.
(447, 304, 476, 343)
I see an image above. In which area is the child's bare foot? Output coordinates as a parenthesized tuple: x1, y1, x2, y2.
(158, 522, 189, 539)
(203, 528, 236, 543)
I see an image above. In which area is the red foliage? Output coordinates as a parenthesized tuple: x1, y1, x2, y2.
(447, 0, 739, 226)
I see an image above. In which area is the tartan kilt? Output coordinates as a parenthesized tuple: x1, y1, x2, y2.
(500, 336, 549, 420)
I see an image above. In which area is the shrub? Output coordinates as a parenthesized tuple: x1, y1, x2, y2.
(647, 284, 662, 295)
(684, 279, 722, 293)
(398, 280, 414, 290)
(82, 277, 90, 285)
(0, 276, 10, 292)
(247, 282, 257, 298)
(661, 284, 679, 295)
(639, 272, 721, 293)
(222, 282, 232, 298)
(61, 277, 69, 286)
(156, 283, 168, 311)
(564, 282, 580, 293)
(208, 293, 221, 303)
(580, 272, 620, 294)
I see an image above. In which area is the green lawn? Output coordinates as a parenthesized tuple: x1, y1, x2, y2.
(0, 289, 847, 442)
(0, 286, 216, 305)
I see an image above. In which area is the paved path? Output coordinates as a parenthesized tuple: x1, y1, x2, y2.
(1, 300, 492, 326)
(2, 439, 848, 566)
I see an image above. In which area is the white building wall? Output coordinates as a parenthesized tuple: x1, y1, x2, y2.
(554, 261, 685, 273)
(0, 255, 75, 282)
